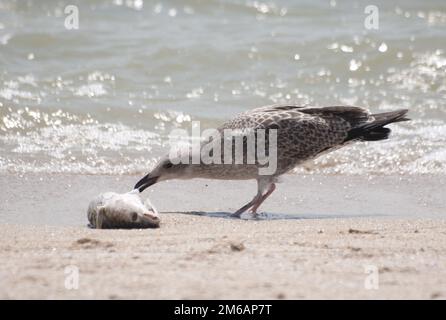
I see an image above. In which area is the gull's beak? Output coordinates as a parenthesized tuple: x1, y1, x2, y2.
(134, 174, 159, 192)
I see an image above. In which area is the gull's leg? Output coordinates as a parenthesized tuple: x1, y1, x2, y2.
(249, 183, 276, 214)
(231, 192, 262, 218)
(231, 179, 276, 218)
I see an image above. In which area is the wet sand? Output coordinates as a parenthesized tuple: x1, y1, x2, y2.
(1, 173, 445, 225)
(0, 173, 445, 299)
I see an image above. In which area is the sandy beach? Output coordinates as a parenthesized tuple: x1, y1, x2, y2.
(0, 173, 445, 299)
(1, 217, 446, 299)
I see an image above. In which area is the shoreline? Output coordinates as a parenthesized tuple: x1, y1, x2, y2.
(1, 173, 445, 225)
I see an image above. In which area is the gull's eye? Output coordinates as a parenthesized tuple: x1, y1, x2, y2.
(163, 161, 173, 169)
(131, 212, 138, 222)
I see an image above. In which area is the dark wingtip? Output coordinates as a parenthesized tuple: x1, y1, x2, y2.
(345, 109, 410, 142)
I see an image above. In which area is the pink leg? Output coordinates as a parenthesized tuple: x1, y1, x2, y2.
(231, 193, 262, 217)
(249, 183, 276, 214)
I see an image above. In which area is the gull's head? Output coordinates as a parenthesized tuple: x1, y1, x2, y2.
(134, 156, 191, 192)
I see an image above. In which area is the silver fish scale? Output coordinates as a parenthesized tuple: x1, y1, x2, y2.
(194, 105, 371, 179)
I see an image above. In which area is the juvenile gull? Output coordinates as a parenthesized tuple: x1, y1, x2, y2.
(135, 105, 409, 217)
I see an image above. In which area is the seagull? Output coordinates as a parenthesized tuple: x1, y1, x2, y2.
(135, 105, 409, 217)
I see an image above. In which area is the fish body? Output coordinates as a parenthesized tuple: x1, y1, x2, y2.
(87, 191, 160, 229)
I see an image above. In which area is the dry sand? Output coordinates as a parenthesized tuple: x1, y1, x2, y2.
(1, 217, 446, 299)
(0, 173, 445, 299)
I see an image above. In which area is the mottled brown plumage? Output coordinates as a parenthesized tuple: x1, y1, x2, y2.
(135, 105, 409, 216)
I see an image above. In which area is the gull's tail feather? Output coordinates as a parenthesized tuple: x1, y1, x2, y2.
(345, 109, 410, 142)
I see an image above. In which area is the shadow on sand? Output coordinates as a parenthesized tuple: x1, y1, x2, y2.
(164, 211, 382, 221)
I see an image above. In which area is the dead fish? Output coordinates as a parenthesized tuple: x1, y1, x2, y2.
(87, 190, 160, 229)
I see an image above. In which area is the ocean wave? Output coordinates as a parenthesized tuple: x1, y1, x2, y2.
(1, 108, 445, 175)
